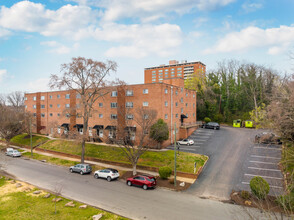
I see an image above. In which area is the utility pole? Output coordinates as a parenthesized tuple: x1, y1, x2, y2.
(174, 122, 177, 187)
(30, 117, 33, 157)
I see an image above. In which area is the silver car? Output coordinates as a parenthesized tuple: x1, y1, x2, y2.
(5, 149, 21, 157)
(69, 164, 92, 175)
(94, 168, 120, 182)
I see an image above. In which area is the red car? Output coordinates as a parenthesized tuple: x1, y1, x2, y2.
(126, 174, 156, 190)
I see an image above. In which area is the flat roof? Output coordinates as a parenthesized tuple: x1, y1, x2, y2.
(144, 61, 206, 70)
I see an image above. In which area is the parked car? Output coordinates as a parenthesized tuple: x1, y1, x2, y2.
(176, 139, 194, 146)
(204, 122, 220, 130)
(5, 148, 21, 157)
(69, 164, 92, 175)
(255, 132, 282, 144)
(126, 174, 157, 190)
(94, 168, 120, 181)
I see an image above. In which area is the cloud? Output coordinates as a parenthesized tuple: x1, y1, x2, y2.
(26, 78, 50, 92)
(41, 41, 80, 54)
(0, 69, 7, 82)
(0, 1, 97, 39)
(0, 27, 11, 38)
(242, 1, 263, 13)
(204, 25, 294, 55)
(71, 0, 235, 22)
(93, 23, 182, 58)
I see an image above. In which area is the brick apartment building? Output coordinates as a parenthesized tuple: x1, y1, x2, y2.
(25, 75, 198, 147)
(144, 60, 206, 84)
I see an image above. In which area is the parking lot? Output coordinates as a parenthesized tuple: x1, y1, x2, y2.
(236, 142, 284, 195)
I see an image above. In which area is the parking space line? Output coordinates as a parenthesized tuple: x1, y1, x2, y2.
(248, 167, 281, 172)
(249, 160, 277, 165)
(241, 182, 283, 189)
(254, 147, 281, 150)
(250, 155, 280, 160)
(244, 173, 283, 180)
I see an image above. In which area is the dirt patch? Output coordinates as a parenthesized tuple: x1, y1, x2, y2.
(231, 190, 288, 214)
(120, 171, 191, 191)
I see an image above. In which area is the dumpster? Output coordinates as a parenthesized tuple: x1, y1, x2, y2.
(245, 120, 253, 128)
(233, 119, 241, 128)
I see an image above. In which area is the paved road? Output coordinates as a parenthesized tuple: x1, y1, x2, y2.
(169, 126, 284, 199)
(4, 156, 263, 220)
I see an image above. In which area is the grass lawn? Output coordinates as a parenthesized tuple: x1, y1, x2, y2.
(40, 140, 208, 173)
(10, 134, 49, 147)
(0, 177, 127, 220)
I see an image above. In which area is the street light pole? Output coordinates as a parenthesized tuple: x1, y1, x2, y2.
(174, 122, 177, 187)
(30, 117, 33, 157)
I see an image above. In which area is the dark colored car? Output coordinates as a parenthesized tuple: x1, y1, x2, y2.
(126, 174, 156, 190)
(204, 122, 220, 130)
(255, 132, 282, 144)
(69, 164, 92, 175)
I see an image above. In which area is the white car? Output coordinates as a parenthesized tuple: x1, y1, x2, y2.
(94, 168, 120, 182)
(176, 139, 194, 146)
(5, 148, 21, 157)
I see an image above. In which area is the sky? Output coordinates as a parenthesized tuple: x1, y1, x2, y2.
(0, 0, 294, 94)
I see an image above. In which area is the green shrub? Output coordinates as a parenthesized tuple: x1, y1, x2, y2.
(240, 190, 250, 200)
(213, 114, 223, 123)
(159, 166, 172, 179)
(250, 176, 269, 199)
(204, 117, 211, 123)
(276, 193, 294, 211)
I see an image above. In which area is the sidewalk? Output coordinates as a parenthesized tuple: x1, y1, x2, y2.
(1, 142, 195, 184)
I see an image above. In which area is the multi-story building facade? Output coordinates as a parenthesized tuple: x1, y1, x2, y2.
(144, 60, 206, 84)
(25, 78, 197, 147)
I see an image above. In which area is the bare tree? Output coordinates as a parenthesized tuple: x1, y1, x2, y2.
(115, 106, 157, 175)
(0, 105, 26, 147)
(49, 57, 118, 163)
(52, 182, 63, 214)
(0, 94, 6, 106)
(6, 91, 24, 111)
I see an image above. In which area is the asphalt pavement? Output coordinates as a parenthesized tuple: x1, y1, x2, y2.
(3, 155, 267, 220)
(169, 126, 284, 199)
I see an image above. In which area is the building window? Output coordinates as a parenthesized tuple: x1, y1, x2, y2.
(57, 113, 60, 117)
(144, 114, 149, 119)
(143, 89, 148, 94)
(50, 104, 53, 108)
(175, 90, 178, 95)
(111, 91, 117, 97)
(152, 70, 156, 73)
(143, 102, 149, 107)
(158, 70, 163, 72)
(126, 102, 133, 108)
(171, 68, 175, 70)
(57, 94, 60, 99)
(65, 104, 70, 108)
(41, 105, 45, 109)
(33, 105, 36, 109)
(49, 95, 52, 99)
(181, 98, 183, 103)
(193, 103, 195, 108)
(165, 88, 168, 94)
(126, 114, 134, 120)
(33, 113, 36, 117)
(186, 103, 188, 107)
(110, 114, 117, 119)
(25, 97, 27, 101)
(41, 113, 45, 118)
(66, 113, 70, 118)
(57, 104, 60, 108)
(126, 90, 133, 96)
(99, 114, 103, 118)
(76, 94, 81, 99)
(193, 113, 195, 117)
(181, 108, 183, 113)
(165, 69, 169, 72)
(152, 76, 156, 78)
(175, 114, 178, 118)
(99, 103, 103, 107)
(152, 79, 156, 81)
(193, 94, 195, 98)
(165, 101, 168, 107)
(25, 105, 27, 109)
(165, 114, 168, 119)
(181, 88, 183, 92)
(175, 102, 178, 107)
(33, 96, 36, 101)
(50, 113, 53, 117)
(111, 102, 117, 108)
(186, 113, 188, 117)
(177, 67, 182, 70)
(177, 74, 182, 76)
(186, 93, 188, 97)
(65, 94, 70, 99)
(41, 96, 45, 100)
